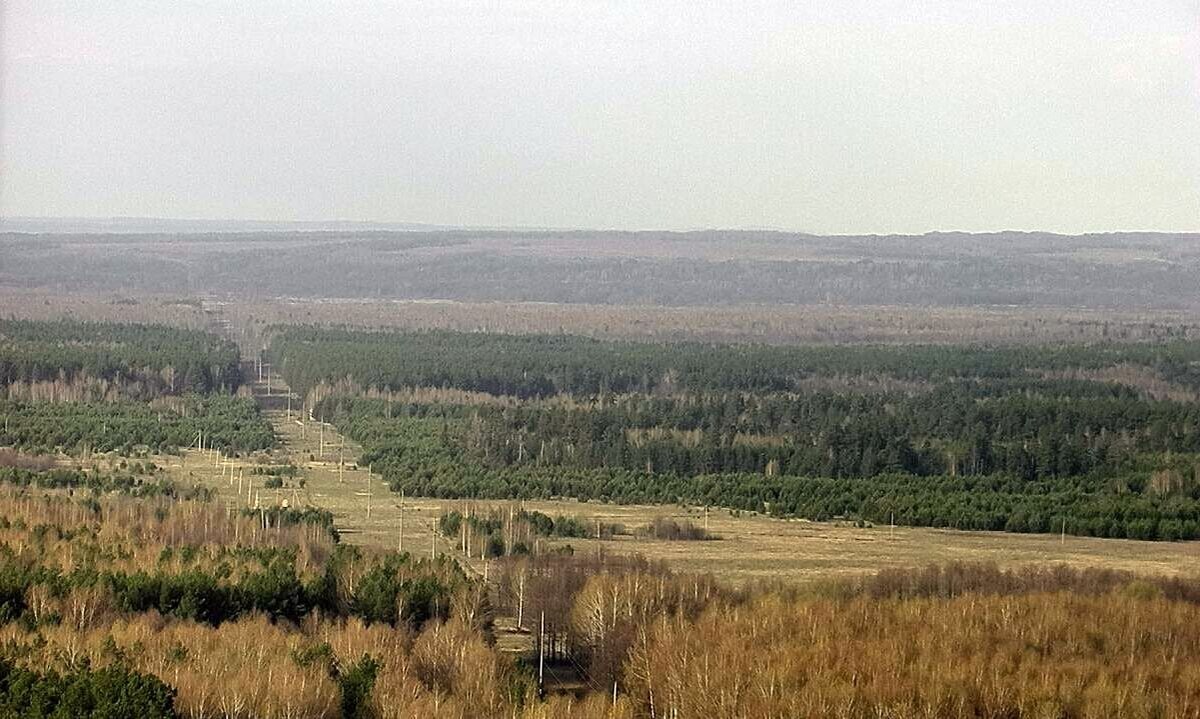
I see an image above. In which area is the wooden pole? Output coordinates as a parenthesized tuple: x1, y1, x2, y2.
(538, 611, 546, 690)
(517, 569, 525, 630)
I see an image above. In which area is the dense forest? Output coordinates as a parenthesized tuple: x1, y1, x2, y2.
(270, 327, 1200, 399)
(0, 484, 491, 717)
(0, 659, 177, 718)
(270, 329, 1200, 540)
(0, 319, 242, 398)
(326, 406, 1200, 541)
(0, 396, 274, 454)
(1, 480, 1198, 718)
(0, 319, 273, 456)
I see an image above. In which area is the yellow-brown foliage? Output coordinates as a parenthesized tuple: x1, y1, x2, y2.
(623, 592, 1200, 719)
(0, 488, 333, 579)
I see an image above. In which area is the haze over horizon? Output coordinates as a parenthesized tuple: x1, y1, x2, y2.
(3, 1, 1199, 234)
(4, 215, 1200, 238)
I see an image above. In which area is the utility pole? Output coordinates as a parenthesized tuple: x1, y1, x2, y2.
(538, 611, 546, 691)
(517, 569, 526, 630)
(397, 490, 404, 553)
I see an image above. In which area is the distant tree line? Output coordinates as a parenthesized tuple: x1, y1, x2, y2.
(267, 329, 1200, 540)
(454, 387, 1200, 480)
(270, 327, 1200, 398)
(321, 400, 1199, 542)
(14, 228, 1200, 310)
(0, 396, 274, 454)
(0, 319, 242, 396)
(353, 417, 1200, 541)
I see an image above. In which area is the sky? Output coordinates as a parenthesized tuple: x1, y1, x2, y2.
(2, 1, 1199, 234)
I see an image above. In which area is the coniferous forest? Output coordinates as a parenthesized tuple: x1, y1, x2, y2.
(1, 319, 242, 397)
(1, 320, 272, 455)
(271, 328, 1200, 540)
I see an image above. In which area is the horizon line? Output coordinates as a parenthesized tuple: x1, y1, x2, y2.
(2, 214, 1199, 237)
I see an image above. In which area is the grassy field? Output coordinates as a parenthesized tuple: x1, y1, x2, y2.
(156, 375, 1200, 585)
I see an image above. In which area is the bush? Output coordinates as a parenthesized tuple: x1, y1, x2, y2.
(0, 658, 178, 718)
(636, 517, 718, 541)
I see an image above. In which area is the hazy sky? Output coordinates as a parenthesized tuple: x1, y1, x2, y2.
(2, 1, 1198, 233)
